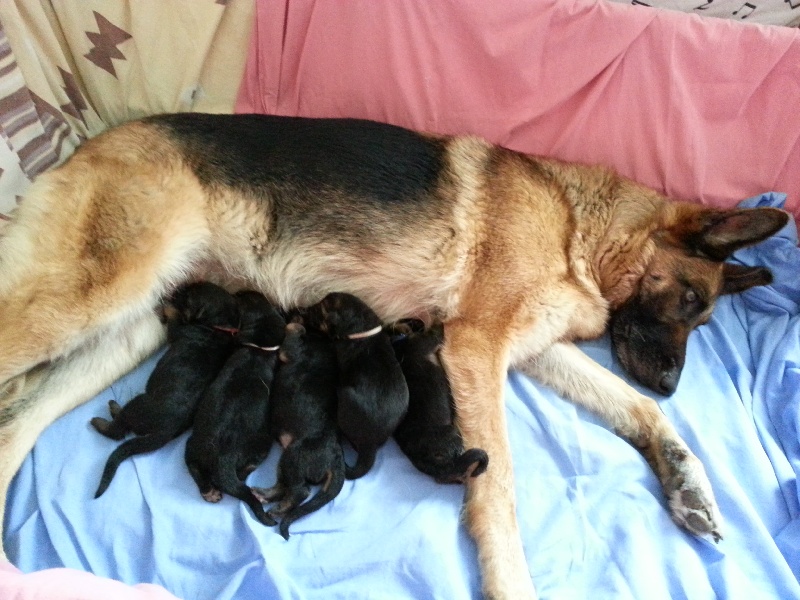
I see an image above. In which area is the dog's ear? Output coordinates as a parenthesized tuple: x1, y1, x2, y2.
(667, 205, 788, 260)
(721, 263, 773, 295)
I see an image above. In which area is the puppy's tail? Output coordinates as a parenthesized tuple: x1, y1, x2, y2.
(279, 463, 345, 540)
(445, 448, 489, 483)
(94, 431, 176, 498)
(344, 446, 376, 480)
(216, 466, 277, 527)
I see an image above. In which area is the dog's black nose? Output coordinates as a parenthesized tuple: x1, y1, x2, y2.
(658, 367, 680, 395)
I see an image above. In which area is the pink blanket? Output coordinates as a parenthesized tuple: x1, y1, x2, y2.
(236, 0, 800, 218)
(0, 561, 179, 600)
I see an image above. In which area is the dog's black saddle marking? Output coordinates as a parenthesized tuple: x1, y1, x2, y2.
(149, 113, 446, 206)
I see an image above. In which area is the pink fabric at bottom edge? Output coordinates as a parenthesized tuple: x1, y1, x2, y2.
(0, 560, 178, 600)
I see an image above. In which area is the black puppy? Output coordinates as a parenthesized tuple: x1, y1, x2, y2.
(392, 324, 489, 483)
(90, 281, 240, 498)
(252, 320, 344, 539)
(184, 290, 285, 526)
(309, 292, 408, 479)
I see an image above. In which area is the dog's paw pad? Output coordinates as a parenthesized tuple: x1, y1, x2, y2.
(251, 487, 272, 503)
(202, 489, 222, 503)
(90, 417, 110, 433)
(667, 469, 723, 543)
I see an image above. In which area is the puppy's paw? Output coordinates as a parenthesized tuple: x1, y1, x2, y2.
(663, 450, 723, 543)
(90, 416, 110, 433)
(108, 400, 122, 418)
(202, 488, 223, 503)
(252, 486, 282, 504)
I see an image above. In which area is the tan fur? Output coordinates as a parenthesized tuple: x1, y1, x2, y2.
(0, 116, 787, 600)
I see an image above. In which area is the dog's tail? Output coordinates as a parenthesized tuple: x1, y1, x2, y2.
(344, 445, 376, 480)
(216, 465, 276, 527)
(279, 464, 345, 540)
(94, 431, 176, 498)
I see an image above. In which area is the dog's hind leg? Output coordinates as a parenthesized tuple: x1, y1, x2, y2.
(90, 395, 144, 440)
(519, 341, 723, 542)
(0, 311, 165, 559)
(440, 318, 539, 600)
(0, 151, 210, 388)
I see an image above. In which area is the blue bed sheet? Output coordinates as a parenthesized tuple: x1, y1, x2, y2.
(4, 193, 799, 599)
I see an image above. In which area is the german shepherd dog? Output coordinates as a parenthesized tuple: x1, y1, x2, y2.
(0, 113, 787, 599)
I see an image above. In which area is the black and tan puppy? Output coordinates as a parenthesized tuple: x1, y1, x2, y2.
(253, 320, 344, 539)
(392, 323, 489, 483)
(309, 292, 409, 479)
(183, 290, 285, 526)
(90, 282, 240, 497)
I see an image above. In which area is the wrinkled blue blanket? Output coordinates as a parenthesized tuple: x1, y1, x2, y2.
(4, 193, 798, 599)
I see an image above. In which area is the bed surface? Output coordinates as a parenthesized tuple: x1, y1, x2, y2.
(3, 194, 799, 600)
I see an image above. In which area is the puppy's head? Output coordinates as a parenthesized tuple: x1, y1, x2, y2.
(235, 290, 286, 348)
(393, 324, 444, 365)
(315, 292, 382, 338)
(611, 204, 787, 395)
(166, 281, 239, 329)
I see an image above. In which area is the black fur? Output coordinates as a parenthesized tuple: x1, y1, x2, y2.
(184, 291, 285, 526)
(90, 282, 240, 498)
(309, 292, 409, 479)
(392, 325, 489, 483)
(148, 113, 445, 206)
(253, 321, 344, 540)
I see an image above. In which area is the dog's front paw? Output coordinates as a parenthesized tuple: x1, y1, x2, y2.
(663, 449, 723, 543)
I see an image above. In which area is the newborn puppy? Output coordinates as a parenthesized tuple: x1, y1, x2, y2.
(310, 292, 408, 479)
(392, 324, 489, 483)
(253, 320, 344, 539)
(184, 290, 285, 526)
(90, 281, 240, 498)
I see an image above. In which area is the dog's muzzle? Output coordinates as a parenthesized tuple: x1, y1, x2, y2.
(610, 305, 687, 396)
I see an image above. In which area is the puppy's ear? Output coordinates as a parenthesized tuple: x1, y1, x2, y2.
(721, 263, 773, 295)
(666, 205, 788, 260)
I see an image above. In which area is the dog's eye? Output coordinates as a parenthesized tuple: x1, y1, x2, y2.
(683, 289, 698, 305)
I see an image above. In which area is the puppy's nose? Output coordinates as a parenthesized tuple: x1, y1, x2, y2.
(658, 367, 680, 395)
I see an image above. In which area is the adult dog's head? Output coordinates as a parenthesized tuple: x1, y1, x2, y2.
(610, 203, 789, 395)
